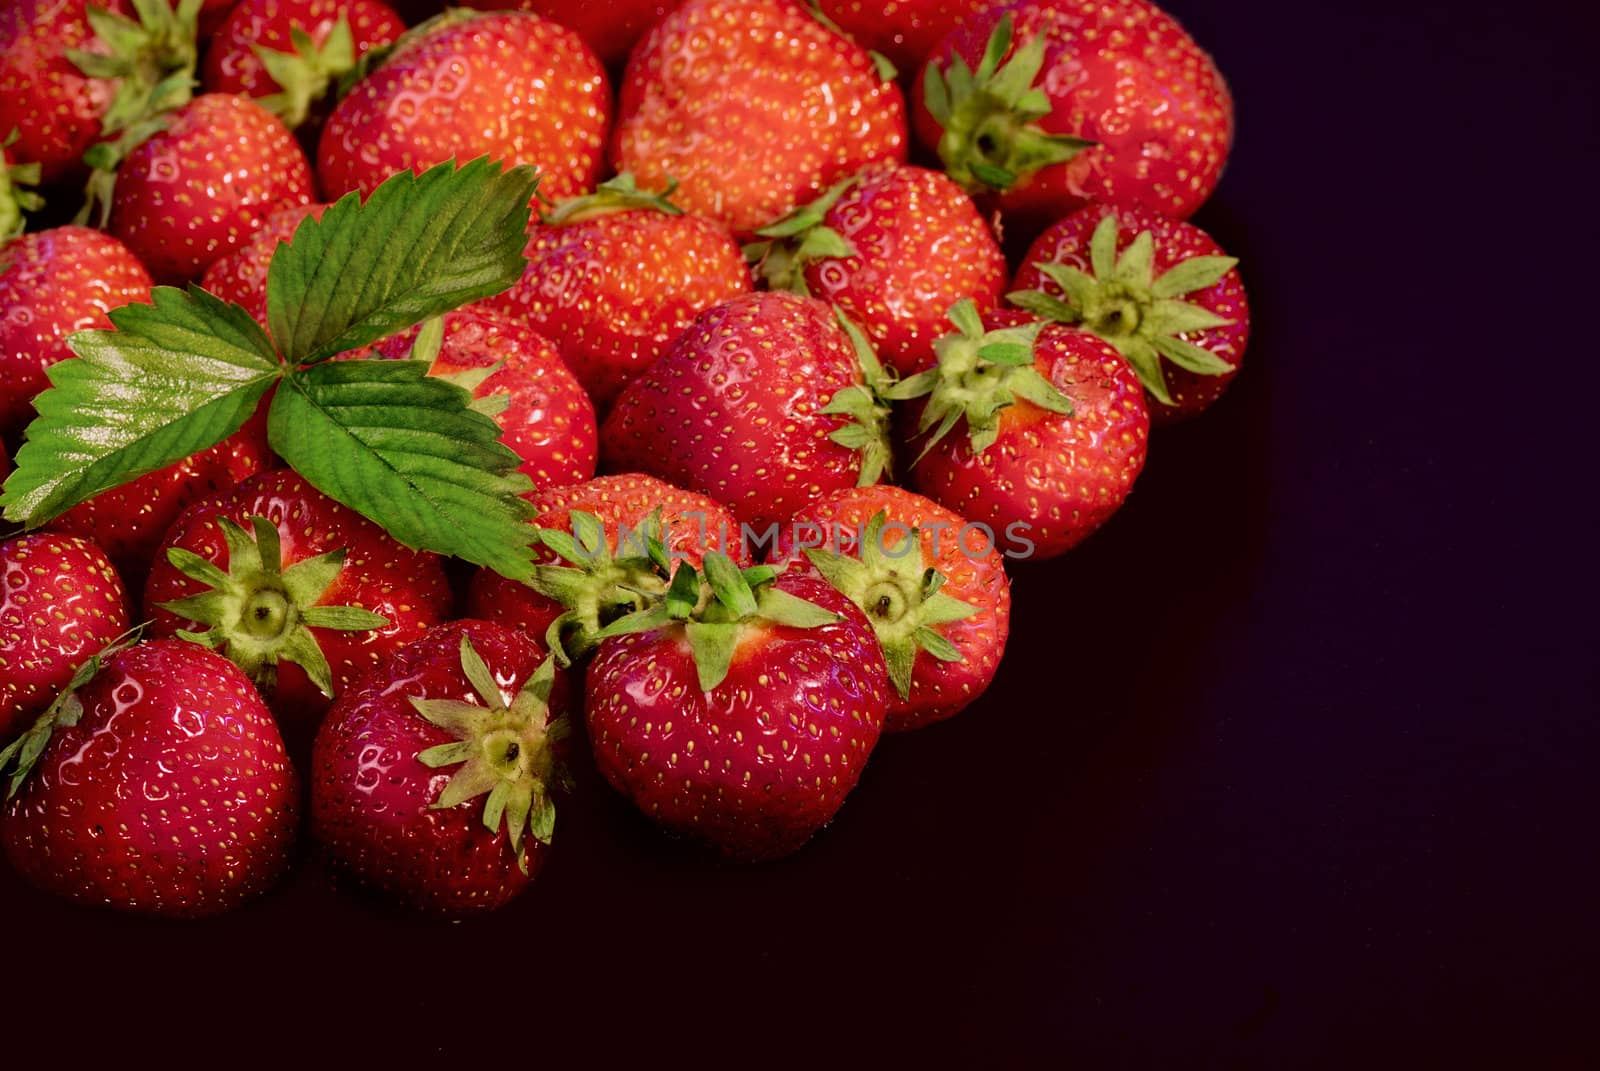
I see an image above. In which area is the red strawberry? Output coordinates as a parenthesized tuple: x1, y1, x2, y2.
(374, 309, 597, 492)
(106, 92, 315, 283)
(482, 174, 753, 410)
(815, 0, 990, 74)
(0, 638, 298, 918)
(47, 408, 274, 584)
(771, 485, 1010, 731)
(467, 472, 749, 650)
(602, 290, 893, 531)
(893, 301, 1149, 559)
(1009, 203, 1249, 423)
(0, 225, 153, 441)
(916, 1, 1233, 234)
(203, 0, 406, 130)
(586, 557, 890, 859)
(458, 0, 685, 65)
(318, 11, 610, 204)
(0, 533, 131, 743)
(750, 161, 1006, 377)
(610, 0, 909, 238)
(199, 201, 328, 329)
(144, 468, 453, 734)
(311, 619, 568, 915)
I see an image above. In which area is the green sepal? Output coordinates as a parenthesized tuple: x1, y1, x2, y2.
(819, 308, 894, 486)
(0, 131, 45, 243)
(524, 509, 676, 661)
(253, 14, 356, 129)
(540, 172, 684, 225)
(333, 7, 481, 100)
(746, 175, 862, 295)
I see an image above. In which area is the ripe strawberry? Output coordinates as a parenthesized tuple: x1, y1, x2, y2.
(374, 309, 598, 492)
(611, 0, 909, 238)
(750, 161, 1006, 376)
(319, 11, 610, 203)
(0, 637, 298, 917)
(771, 486, 1010, 731)
(0, 225, 153, 441)
(144, 468, 453, 734)
(586, 555, 890, 859)
(106, 92, 315, 283)
(815, 0, 990, 74)
(916, 2, 1233, 234)
(0, 533, 131, 743)
(459, 0, 685, 65)
(1009, 203, 1249, 423)
(203, 0, 406, 130)
(483, 174, 753, 410)
(311, 619, 568, 915)
(892, 301, 1149, 559)
(199, 202, 328, 329)
(467, 472, 749, 651)
(602, 291, 893, 531)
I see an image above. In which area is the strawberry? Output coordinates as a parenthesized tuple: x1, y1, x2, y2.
(586, 555, 890, 859)
(610, 0, 909, 238)
(0, 533, 131, 743)
(144, 468, 453, 735)
(202, 0, 406, 130)
(602, 290, 894, 532)
(814, 0, 990, 74)
(318, 11, 611, 204)
(468, 472, 749, 652)
(0, 637, 298, 917)
(198, 201, 328, 329)
(771, 486, 1010, 731)
(482, 174, 753, 410)
(458, 0, 686, 65)
(0, 225, 153, 441)
(373, 309, 598, 492)
(46, 408, 274, 584)
(749, 161, 1007, 377)
(891, 301, 1149, 559)
(1008, 203, 1249, 423)
(916, 2, 1233, 234)
(311, 619, 568, 915)
(105, 92, 315, 283)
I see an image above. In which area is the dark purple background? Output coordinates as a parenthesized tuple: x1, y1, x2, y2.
(6, 0, 1595, 1064)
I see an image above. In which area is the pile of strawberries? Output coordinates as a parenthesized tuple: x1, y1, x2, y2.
(0, 0, 1248, 917)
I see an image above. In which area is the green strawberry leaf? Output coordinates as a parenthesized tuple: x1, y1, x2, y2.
(0, 287, 282, 526)
(267, 157, 539, 365)
(268, 358, 536, 580)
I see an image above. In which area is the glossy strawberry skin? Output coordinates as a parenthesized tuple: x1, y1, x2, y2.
(800, 162, 1006, 377)
(0, 0, 126, 183)
(906, 312, 1150, 560)
(2, 640, 299, 917)
(483, 210, 753, 410)
(772, 484, 1010, 731)
(375, 309, 597, 492)
(915, 0, 1233, 230)
(611, 0, 909, 238)
(459, 0, 685, 65)
(0, 534, 131, 743)
(1012, 202, 1250, 423)
(199, 202, 328, 329)
(0, 226, 153, 440)
(310, 619, 561, 916)
(816, 0, 990, 74)
(467, 473, 749, 644)
(602, 291, 871, 531)
(109, 93, 315, 283)
(586, 574, 890, 860)
(318, 11, 610, 204)
(203, 0, 406, 100)
(144, 469, 454, 730)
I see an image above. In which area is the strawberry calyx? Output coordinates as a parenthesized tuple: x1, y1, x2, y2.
(413, 636, 569, 874)
(1007, 214, 1239, 405)
(743, 175, 860, 295)
(0, 131, 46, 243)
(594, 552, 842, 692)
(823, 308, 896, 486)
(539, 173, 684, 226)
(527, 509, 676, 664)
(887, 298, 1072, 459)
(803, 512, 976, 699)
(0, 625, 145, 799)
(157, 515, 390, 698)
(333, 7, 483, 100)
(922, 13, 1094, 194)
(252, 13, 357, 129)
